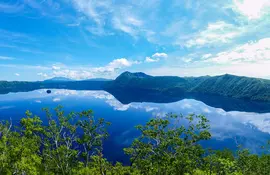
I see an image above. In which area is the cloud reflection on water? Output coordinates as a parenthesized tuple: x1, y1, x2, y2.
(1, 89, 270, 145)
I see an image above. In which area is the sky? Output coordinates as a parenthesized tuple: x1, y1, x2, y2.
(0, 0, 270, 81)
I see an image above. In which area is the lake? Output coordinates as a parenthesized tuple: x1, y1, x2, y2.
(0, 89, 269, 164)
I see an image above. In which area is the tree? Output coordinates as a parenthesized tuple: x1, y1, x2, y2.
(0, 111, 42, 175)
(124, 114, 211, 175)
(77, 110, 110, 167)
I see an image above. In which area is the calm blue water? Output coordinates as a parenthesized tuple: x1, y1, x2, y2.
(0, 89, 269, 163)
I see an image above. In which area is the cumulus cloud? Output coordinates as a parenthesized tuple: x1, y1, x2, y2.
(205, 38, 270, 64)
(145, 53, 168, 63)
(91, 58, 139, 74)
(145, 57, 159, 63)
(52, 58, 139, 80)
(232, 0, 270, 20)
(152, 53, 168, 58)
(52, 66, 61, 70)
(107, 58, 134, 70)
(15, 73, 20, 76)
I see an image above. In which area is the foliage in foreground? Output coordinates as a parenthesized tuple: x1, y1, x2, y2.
(0, 106, 269, 175)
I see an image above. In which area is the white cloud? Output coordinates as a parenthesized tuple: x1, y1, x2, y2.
(86, 26, 114, 36)
(184, 21, 242, 48)
(206, 38, 270, 64)
(146, 61, 270, 79)
(182, 57, 193, 63)
(71, 0, 111, 25)
(145, 52, 168, 63)
(202, 54, 212, 59)
(0, 56, 14, 60)
(112, 12, 144, 37)
(37, 72, 48, 78)
(93, 58, 139, 73)
(15, 73, 20, 76)
(52, 69, 93, 80)
(52, 66, 61, 70)
(107, 58, 134, 69)
(71, 0, 142, 37)
(52, 58, 139, 80)
(70, 0, 155, 39)
(232, 0, 270, 20)
(152, 52, 168, 58)
(145, 57, 159, 63)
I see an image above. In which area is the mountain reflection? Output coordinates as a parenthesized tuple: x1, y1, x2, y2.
(1, 89, 270, 135)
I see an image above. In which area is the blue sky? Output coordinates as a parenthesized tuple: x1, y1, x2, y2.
(0, 0, 270, 81)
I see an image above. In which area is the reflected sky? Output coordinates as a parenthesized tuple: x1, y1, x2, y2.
(0, 89, 270, 160)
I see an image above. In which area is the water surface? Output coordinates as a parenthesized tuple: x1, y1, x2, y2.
(0, 89, 269, 163)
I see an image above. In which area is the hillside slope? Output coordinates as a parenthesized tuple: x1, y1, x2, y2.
(104, 72, 270, 102)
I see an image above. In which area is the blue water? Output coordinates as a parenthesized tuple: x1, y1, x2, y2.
(0, 89, 269, 163)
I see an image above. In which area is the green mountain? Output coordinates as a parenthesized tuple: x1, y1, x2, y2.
(0, 80, 109, 94)
(1, 72, 270, 102)
(104, 72, 270, 102)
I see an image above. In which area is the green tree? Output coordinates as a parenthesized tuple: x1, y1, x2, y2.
(0, 111, 43, 175)
(77, 110, 110, 167)
(124, 114, 211, 175)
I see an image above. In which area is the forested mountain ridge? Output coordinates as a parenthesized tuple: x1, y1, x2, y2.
(0, 80, 108, 94)
(186, 74, 270, 101)
(1, 72, 270, 102)
(104, 72, 270, 102)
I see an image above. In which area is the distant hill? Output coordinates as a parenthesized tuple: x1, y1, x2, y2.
(104, 72, 270, 102)
(83, 78, 112, 81)
(44, 77, 75, 82)
(45, 77, 112, 82)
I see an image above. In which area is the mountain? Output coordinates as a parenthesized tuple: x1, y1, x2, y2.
(44, 77, 75, 82)
(45, 77, 112, 82)
(82, 78, 112, 81)
(108, 71, 187, 90)
(0, 79, 110, 94)
(1, 72, 270, 102)
(104, 72, 270, 102)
